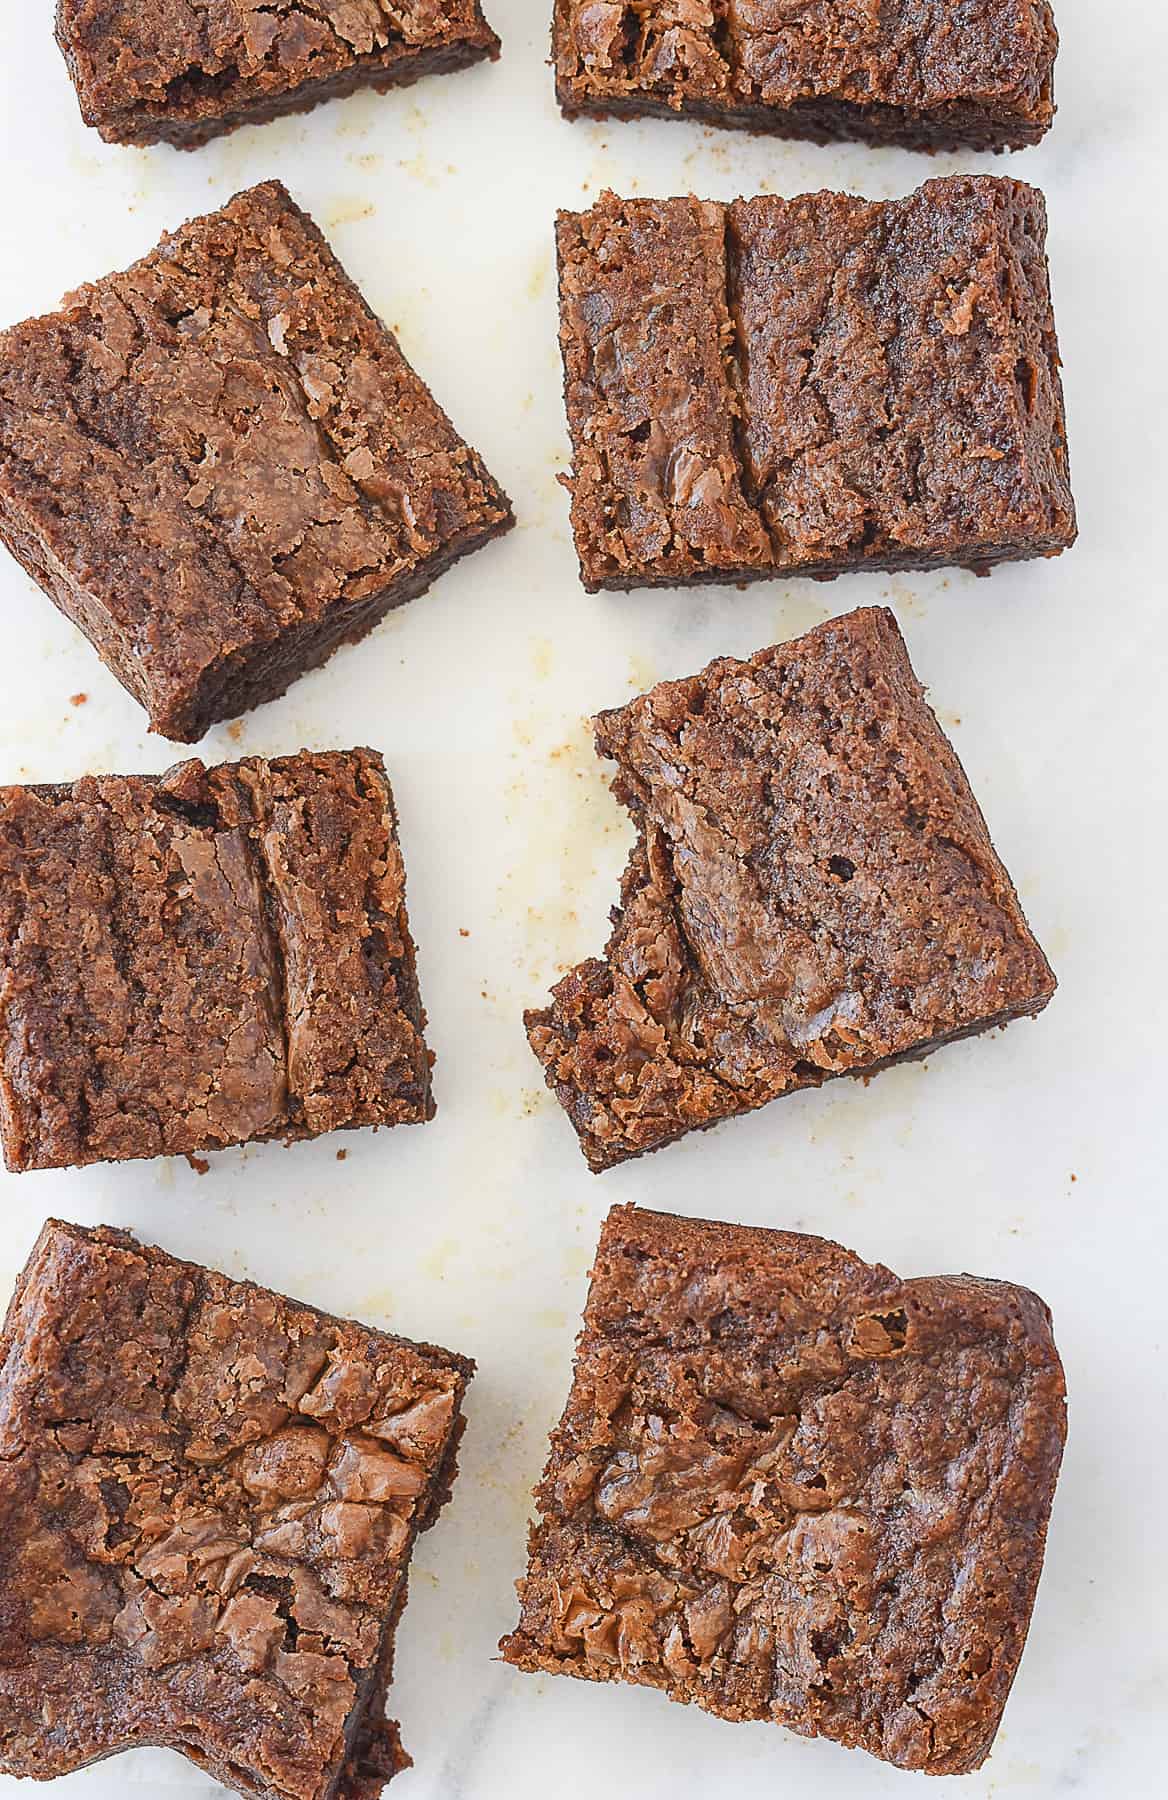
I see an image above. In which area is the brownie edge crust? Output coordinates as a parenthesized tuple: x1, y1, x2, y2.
(501, 1203, 1067, 1776)
(525, 607, 1056, 1171)
(0, 1219, 475, 1799)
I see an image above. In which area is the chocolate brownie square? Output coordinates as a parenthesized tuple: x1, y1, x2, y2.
(0, 1219, 474, 1798)
(502, 1203, 1067, 1775)
(57, 1, 502, 149)
(0, 748, 434, 1172)
(552, 1, 1059, 152)
(556, 178, 1075, 592)
(0, 181, 513, 741)
(526, 608, 1055, 1170)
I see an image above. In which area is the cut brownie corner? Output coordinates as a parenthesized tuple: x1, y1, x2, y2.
(0, 180, 512, 743)
(525, 606, 1056, 1171)
(500, 1202, 1066, 1775)
(0, 1218, 474, 1798)
(0, 746, 436, 1173)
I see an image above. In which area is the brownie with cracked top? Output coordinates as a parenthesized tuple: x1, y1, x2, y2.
(553, 1, 1059, 151)
(0, 1219, 473, 1798)
(0, 747, 433, 1173)
(0, 181, 513, 742)
(556, 177, 1075, 593)
(57, 1, 502, 149)
(526, 608, 1055, 1171)
(502, 1203, 1066, 1775)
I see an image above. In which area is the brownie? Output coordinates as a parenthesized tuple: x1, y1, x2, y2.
(57, 1, 502, 149)
(552, 1, 1059, 152)
(502, 1203, 1067, 1775)
(0, 747, 434, 1173)
(526, 607, 1055, 1172)
(556, 178, 1075, 593)
(0, 1219, 473, 1799)
(0, 181, 513, 742)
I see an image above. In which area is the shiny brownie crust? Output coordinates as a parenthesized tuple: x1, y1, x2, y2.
(502, 1203, 1066, 1775)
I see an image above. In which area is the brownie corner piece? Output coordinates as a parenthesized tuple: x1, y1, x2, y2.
(0, 1218, 473, 1798)
(555, 175, 1074, 594)
(501, 1202, 1066, 1775)
(0, 745, 434, 1173)
(0, 179, 512, 742)
(551, 1, 1059, 152)
(525, 606, 1055, 1171)
(56, 1, 502, 148)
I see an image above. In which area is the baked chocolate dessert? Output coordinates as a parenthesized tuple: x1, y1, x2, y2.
(526, 608, 1056, 1170)
(503, 1203, 1067, 1775)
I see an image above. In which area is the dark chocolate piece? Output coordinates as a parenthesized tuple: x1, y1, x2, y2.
(0, 748, 434, 1172)
(526, 608, 1056, 1171)
(502, 1202, 1067, 1775)
(0, 181, 513, 741)
(0, 1219, 473, 1799)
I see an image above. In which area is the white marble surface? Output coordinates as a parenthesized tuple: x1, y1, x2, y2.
(0, 3, 1165, 1795)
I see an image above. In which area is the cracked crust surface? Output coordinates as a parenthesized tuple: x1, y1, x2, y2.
(525, 608, 1055, 1171)
(0, 1220, 473, 1799)
(552, 1, 1058, 151)
(556, 178, 1074, 593)
(56, 1, 502, 147)
(0, 181, 513, 740)
(501, 1203, 1066, 1776)
(0, 747, 433, 1173)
